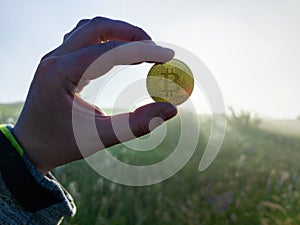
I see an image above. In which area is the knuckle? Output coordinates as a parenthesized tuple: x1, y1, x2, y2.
(38, 56, 60, 72)
(63, 19, 91, 43)
(36, 56, 64, 79)
(35, 55, 79, 93)
(76, 19, 90, 27)
(63, 32, 71, 41)
(90, 16, 108, 26)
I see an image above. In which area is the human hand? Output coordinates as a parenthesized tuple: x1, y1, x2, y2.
(13, 17, 177, 174)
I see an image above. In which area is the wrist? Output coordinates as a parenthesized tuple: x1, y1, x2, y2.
(12, 123, 50, 174)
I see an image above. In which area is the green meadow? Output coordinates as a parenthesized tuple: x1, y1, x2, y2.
(1, 103, 300, 225)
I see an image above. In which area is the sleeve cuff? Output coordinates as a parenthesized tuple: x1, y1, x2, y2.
(23, 155, 76, 224)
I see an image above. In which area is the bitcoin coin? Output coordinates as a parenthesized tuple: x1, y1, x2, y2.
(146, 59, 194, 105)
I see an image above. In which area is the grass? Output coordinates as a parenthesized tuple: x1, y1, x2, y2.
(1, 103, 300, 224)
(58, 115, 300, 225)
(0, 102, 23, 124)
(259, 118, 300, 138)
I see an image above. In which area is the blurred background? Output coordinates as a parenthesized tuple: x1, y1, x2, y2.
(1, 1, 300, 224)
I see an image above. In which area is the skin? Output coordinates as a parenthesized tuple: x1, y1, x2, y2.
(13, 17, 178, 174)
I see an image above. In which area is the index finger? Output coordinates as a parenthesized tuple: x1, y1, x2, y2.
(56, 17, 152, 55)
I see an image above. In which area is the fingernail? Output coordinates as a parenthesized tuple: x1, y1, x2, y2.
(163, 47, 175, 56)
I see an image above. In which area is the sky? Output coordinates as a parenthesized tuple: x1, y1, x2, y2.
(0, 0, 299, 119)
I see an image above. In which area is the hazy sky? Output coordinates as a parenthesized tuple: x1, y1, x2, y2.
(0, 0, 299, 119)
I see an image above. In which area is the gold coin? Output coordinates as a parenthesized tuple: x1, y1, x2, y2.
(146, 59, 194, 105)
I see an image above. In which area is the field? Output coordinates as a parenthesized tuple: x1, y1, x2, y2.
(1, 103, 300, 225)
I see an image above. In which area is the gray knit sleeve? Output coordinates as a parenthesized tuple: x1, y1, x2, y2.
(0, 125, 76, 225)
(0, 154, 76, 225)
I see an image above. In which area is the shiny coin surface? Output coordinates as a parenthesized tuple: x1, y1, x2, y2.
(146, 59, 194, 105)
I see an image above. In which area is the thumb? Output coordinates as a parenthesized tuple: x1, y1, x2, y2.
(129, 102, 178, 137)
(97, 102, 177, 147)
